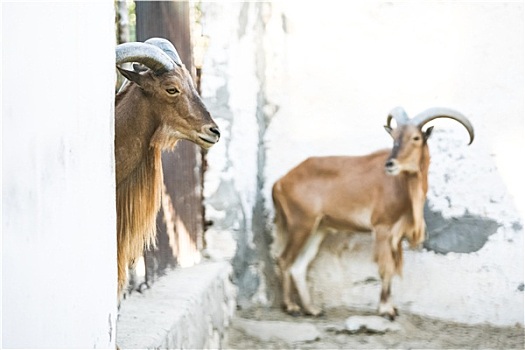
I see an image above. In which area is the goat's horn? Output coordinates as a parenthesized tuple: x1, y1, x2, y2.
(116, 42, 175, 73)
(144, 37, 183, 67)
(411, 107, 475, 145)
(386, 106, 410, 128)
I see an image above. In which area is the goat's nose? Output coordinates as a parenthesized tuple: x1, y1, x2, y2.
(203, 124, 220, 142)
(209, 126, 221, 138)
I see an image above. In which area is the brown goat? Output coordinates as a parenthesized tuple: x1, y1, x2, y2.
(115, 38, 220, 296)
(272, 107, 474, 319)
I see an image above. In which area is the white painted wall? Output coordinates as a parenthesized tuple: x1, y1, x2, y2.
(202, 2, 523, 326)
(265, 2, 524, 216)
(2, 2, 118, 348)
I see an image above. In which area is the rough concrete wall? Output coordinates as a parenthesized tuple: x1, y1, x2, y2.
(2, 2, 117, 348)
(201, 2, 524, 326)
(201, 2, 283, 308)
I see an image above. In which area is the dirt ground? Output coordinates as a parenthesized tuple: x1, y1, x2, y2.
(225, 306, 524, 349)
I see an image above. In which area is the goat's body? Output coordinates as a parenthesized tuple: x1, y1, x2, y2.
(273, 106, 473, 319)
(273, 148, 429, 318)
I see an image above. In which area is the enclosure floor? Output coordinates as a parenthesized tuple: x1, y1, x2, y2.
(225, 306, 524, 349)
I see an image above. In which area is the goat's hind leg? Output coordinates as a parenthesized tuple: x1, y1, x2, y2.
(274, 196, 302, 315)
(278, 257, 301, 316)
(289, 217, 325, 316)
(279, 217, 325, 316)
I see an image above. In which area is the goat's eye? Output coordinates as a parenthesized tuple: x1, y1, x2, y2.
(413, 136, 421, 141)
(166, 88, 179, 95)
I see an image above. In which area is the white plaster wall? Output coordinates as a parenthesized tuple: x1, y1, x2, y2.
(200, 2, 523, 326)
(263, 2, 524, 326)
(2, 2, 118, 348)
(201, 3, 260, 260)
(200, 2, 289, 306)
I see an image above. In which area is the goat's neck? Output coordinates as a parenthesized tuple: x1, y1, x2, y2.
(115, 87, 162, 185)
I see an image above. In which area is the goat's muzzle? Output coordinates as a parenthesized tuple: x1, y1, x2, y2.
(198, 124, 221, 148)
(384, 159, 400, 176)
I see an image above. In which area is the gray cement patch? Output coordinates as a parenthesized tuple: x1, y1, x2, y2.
(423, 202, 500, 254)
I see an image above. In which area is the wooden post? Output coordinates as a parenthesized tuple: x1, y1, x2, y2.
(135, 0, 203, 285)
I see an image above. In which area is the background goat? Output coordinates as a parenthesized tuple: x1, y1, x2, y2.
(272, 107, 474, 319)
(115, 38, 220, 296)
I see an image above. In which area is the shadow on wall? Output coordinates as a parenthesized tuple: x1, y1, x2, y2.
(423, 202, 501, 254)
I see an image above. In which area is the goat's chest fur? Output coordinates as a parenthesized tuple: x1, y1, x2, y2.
(115, 146, 163, 293)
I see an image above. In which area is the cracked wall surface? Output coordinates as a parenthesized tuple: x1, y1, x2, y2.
(200, 2, 279, 307)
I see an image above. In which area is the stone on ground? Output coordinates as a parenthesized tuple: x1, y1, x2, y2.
(345, 315, 402, 333)
(232, 318, 321, 343)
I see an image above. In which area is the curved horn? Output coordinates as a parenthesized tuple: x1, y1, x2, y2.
(386, 106, 410, 128)
(145, 37, 183, 67)
(116, 42, 175, 73)
(411, 107, 475, 145)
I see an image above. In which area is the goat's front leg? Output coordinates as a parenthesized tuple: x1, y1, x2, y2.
(374, 227, 402, 320)
(378, 274, 398, 320)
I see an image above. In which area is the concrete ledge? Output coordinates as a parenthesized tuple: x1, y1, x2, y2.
(117, 261, 237, 349)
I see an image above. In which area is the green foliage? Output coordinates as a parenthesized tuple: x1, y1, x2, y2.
(127, 0, 136, 42)
(115, 0, 136, 44)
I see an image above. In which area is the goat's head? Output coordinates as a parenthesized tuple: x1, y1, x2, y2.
(383, 107, 474, 176)
(115, 38, 220, 150)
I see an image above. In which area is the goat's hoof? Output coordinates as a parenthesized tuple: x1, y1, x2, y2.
(284, 303, 302, 317)
(379, 304, 398, 321)
(288, 310, 302, 317)
(136, 281, 150, 293)
(304, 306, 324, 317)
(379, 307, 399, 321)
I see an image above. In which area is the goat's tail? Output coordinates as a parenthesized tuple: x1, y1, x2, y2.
(271, 181, 289, 259)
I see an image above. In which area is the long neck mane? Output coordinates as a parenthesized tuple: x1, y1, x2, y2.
(405, 144, 430, 247)
(115, 84, 163, 294)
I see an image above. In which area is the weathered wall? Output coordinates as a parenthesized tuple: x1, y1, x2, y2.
(200, 2, 282, 307)
(201, 2, 523, 326)
(2, 2, 118, 348)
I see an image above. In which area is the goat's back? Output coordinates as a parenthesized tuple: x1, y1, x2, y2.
(274, 150, 390, 200)
(273, 150, 396, 231)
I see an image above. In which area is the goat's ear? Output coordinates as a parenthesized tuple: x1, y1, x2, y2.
(423, 126, 434, 141)
(117, 66, 144, 87)
(384, 125, 393, 135)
